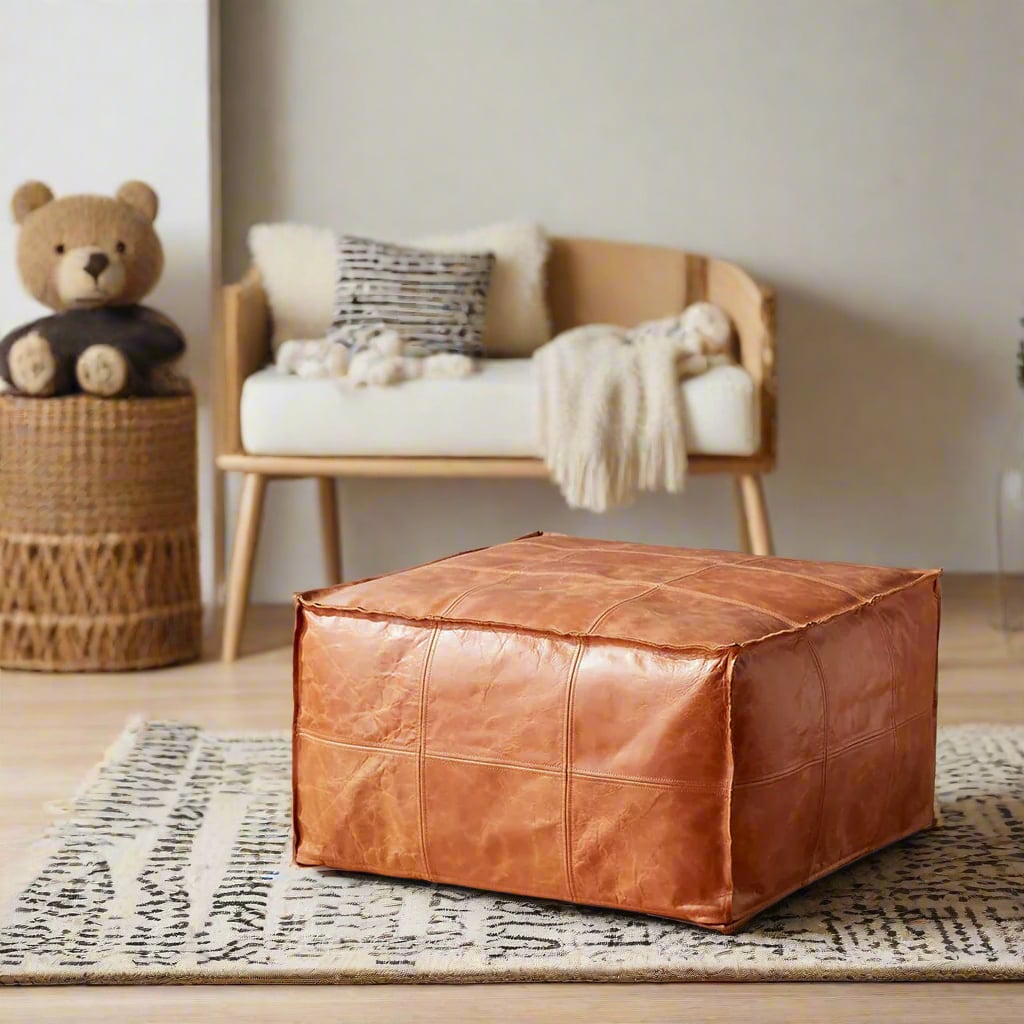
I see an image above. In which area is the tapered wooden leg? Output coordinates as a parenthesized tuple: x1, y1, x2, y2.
(221, 472, 268, 662)
(317, 476, 342, 584)
(733, 478, 752, 554)
(736, 473, 774, 556)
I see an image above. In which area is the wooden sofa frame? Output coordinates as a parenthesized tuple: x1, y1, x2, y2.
(216, 236, 777, 661)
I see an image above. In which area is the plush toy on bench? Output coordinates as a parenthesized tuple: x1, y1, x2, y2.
(0, 181, 187, 398)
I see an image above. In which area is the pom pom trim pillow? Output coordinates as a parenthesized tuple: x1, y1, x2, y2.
(331, 236, 495, 358)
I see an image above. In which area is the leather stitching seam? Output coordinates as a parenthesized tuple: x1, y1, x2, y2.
(518, 538, 760, 568)
(731, 709, 932, 787)
(804, 635, 831, 882)
(585, 560, 749, 635)
(662, 581, 799, 627)
(433, 561, 729, 590)
(440, 548, 583, 615)
(586, 582, 665, 634)
(519, 539, 720, 558)
(297, 731, 416, 757)
(518, 536, 920, 592)
(414, 626, 441, 882)
(561, 639, 586, 903)
(441, 571, 520, 617)
(295, 710, 932, 792)
(729, 561, 868, 600)
(873, 608, 901, 848)
(297, 728, 733, 791)
(570, 768, 725, 793)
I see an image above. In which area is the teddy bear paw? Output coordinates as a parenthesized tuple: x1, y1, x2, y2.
(8, 332, 56, 395)
(76, 344, 128, 397)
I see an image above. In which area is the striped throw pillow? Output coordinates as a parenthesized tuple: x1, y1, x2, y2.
(331, 235, 495, 357)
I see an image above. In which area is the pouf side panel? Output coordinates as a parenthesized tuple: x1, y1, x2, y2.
(292, 605, 428, 874)
(294, 610, 433, 750)
(728, 632, 826, 919)
(728, 573, 941, 922)
(568, 644, 734, 924)
(292, 602, 736, 926)
(419, 624, 581, 902)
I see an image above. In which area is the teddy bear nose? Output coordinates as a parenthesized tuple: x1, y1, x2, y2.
(84, 252, 109, 281)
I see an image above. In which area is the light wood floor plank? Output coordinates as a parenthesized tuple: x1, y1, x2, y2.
(1, 982, 1023, 1024)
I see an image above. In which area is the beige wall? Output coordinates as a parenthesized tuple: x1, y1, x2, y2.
(221, 0, 1024, 601)
(2, 0, 219, 599)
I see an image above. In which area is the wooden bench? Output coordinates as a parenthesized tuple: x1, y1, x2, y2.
(216, 236, 777, 661)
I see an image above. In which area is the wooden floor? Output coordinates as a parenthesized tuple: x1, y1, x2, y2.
(1, 574, 1021, 1022)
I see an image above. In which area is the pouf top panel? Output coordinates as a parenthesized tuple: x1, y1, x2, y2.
(298, 532, 939, 653)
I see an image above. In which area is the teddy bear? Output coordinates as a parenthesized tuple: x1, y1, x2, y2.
(629, 301, 735, 376)
(0, 181, 187, 398)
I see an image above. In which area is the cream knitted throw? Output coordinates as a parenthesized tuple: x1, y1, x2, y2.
(534, 324, 692, 513)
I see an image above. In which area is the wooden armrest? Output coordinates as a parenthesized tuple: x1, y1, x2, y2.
(219, 266, 271, 455)
(707, 259, 777, 466)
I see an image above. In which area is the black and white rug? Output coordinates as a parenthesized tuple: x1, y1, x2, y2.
(1, 721, 1021, 983)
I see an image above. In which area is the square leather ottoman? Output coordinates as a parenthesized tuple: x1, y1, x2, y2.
(292, 532, 941, 932)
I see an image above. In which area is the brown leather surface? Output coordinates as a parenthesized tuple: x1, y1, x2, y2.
(293, 532, 941, 931)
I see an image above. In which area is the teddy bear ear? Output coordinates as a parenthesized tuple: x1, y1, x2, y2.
(117, 181, 159, 223)
(11, 181, 54, 225)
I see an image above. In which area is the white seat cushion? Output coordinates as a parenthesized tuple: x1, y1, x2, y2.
(240, 360, 760, 458)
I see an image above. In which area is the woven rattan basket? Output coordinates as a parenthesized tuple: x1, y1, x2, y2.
(0, 395, 201, 671)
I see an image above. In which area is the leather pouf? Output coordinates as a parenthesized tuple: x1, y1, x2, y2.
(292, 532, 941, 932)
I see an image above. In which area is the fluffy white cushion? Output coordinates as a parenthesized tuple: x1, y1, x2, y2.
(248, 223, 335, 353)
(240, 361, 760, 457)
(248, 221, 552, 357)
(413, 222, 551, 357)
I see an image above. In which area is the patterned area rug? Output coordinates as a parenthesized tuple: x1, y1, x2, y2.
(1, 721, 1021, 984)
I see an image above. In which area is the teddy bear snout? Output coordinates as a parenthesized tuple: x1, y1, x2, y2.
(84, 252, 109, 281)
(56, 246, 126, 307)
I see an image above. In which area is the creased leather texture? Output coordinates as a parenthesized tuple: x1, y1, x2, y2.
(292, 532, 941, 932)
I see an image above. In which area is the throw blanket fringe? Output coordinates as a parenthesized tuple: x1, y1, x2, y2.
(534, 325, 690, 513)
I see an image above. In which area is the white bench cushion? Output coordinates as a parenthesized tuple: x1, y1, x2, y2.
(240, 360, 760, 458)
